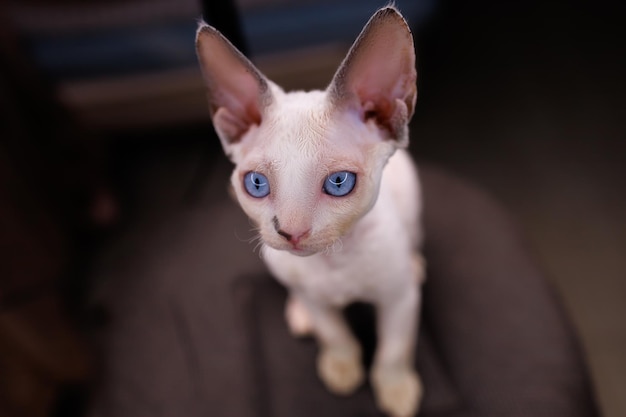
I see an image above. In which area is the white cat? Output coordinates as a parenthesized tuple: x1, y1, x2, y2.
(196, 6, 425, 417)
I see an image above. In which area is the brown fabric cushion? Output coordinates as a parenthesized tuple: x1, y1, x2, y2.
(88, 164, 600, 417)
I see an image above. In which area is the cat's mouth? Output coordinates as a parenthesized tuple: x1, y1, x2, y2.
(270, 242, 317, 257)
(286, 245, 318, 257)
(263, 236, 343, 257)
(259, 225, 348, 256)
(261, 237, 322, 257)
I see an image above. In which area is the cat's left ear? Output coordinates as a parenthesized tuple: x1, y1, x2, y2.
(329, 7, 417, 146)
(196, 23, 273, 161)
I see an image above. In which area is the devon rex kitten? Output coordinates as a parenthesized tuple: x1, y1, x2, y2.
(196, 6, 425, 417)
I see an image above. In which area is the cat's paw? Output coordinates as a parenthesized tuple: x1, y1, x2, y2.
(285, 296, 314, 337)
(372, 367, 422, 417)
(317, 346, 364, 395)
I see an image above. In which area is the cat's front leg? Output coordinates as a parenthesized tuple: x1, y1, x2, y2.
(372, 283, 422, 417)
(284, 294, 314, 337)
(299, 297, 365, 395)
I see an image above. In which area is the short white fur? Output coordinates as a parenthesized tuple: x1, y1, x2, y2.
(197, 6, 425, 417)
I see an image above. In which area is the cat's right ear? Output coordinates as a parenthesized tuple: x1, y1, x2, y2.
(328, 7, 417, 146)
(196, 23, 272, 160)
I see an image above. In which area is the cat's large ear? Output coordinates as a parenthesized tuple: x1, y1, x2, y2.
(196, 24, 272, 159)
(329, 7, 417, 146)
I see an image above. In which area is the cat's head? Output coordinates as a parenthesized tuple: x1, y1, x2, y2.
(196, 7, 417, 256)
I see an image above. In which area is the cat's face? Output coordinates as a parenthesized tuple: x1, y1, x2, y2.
(230, 89, 396, 255)
(197, 7, 417, 256)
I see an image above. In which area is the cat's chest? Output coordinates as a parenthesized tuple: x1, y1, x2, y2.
(301, 251, 382, 305)
(263, 228, 413, 306)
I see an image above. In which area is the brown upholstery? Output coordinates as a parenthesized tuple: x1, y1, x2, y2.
(88, 163, 600, 417)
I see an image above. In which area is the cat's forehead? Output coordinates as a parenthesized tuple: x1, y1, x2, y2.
(236, 87, 380, 172)
(266, 90, 331, 132)
(252, 90, 335, 153)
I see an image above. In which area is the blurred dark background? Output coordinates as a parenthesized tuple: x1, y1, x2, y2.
(0, 0, 624, 416)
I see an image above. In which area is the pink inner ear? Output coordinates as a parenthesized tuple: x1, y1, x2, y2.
(216, 72, 263, 126)
(213, 107, 253, 143)
(197, 26, 269, 144)
(330, 8, 417, 135)
(348, 46, 415, 120)
(362, 98, 393, 127)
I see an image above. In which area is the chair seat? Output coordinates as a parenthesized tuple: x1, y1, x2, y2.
(88, 164, 600, 417)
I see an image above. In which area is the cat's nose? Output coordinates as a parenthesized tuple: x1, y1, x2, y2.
(273, 216, 310, 244)
(276, 228, 310, 244)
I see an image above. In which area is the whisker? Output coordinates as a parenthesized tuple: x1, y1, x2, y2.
(248, 234, 261, 247)
(323, 241, 333, 256)
(234, 229, 253, 243)
(323, 237, 343, 255)
(234, 226, 261, 244)
(332, 238, 344, 253)
(254, 241, 266, 259)
(247, 233, 262, 244)
(245, 217, 261, 234)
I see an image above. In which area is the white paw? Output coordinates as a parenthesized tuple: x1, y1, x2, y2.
(285, 296, 314, 337)
(317, 346, 364, 395)
(372, 368, 422, 417)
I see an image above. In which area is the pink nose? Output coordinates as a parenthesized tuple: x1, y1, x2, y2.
(272, 216, 310, 245)
(276, 228, 310, 245)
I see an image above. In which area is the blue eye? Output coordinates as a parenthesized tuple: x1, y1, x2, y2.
(244, 171, 270, 198)
(323, 171, 356, 197)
